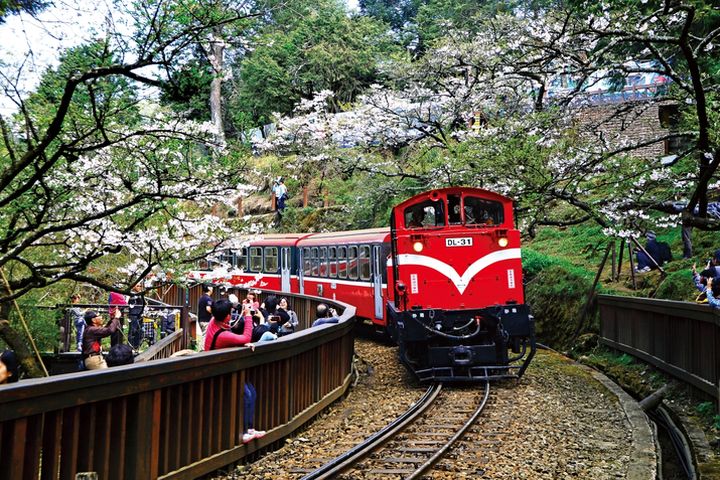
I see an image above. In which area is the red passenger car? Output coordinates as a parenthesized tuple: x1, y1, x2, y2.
(190, 187, 535, 381)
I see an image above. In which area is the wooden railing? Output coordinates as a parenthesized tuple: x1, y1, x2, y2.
(599, 295, 719, 400)
(0, 294, 356, 480)
(134, 329, 186, 362)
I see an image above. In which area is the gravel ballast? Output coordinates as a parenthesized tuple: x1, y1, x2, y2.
(216, 338, 654, 479)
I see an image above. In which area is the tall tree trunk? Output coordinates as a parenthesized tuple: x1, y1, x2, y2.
(0, 319, 44, 378)
(209, 27, 226, 142)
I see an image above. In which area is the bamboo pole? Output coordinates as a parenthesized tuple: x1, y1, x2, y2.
(629, 236, 666, 275)
(574, 242, 612, 339)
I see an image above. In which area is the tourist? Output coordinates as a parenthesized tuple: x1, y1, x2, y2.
(0, 350, 19, 384)
(108, 290, 127, 347)
(82, 309, 121, 370)
(204, 299, 265, 443)
(69, 294, 85, 352)
(311, 303, 340, 327)
(198, 284, 214, 327)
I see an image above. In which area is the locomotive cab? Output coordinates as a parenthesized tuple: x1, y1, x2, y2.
(388, 187, 536, 382)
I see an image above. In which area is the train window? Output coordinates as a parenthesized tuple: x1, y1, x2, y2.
(311, 247, 319, 277)
(249, 247, 263, 272)
(264, 247, 278, 272)
(328, 246, 337, 278)
(348, 246, 358, 280)
(448, 194, 462, 224)
(404, 200, 445, 229)
(219, 250, 236, 267)
(303, 247, 311, 275)
(359, 245, 371, 280)
(319, 247, 328, 277)
(237, 248, 248, 271)
(464, 196, 504, 226)
(338, 246, 347, 279)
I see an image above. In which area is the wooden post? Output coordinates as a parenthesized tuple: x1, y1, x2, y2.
(302, 186, 308, 208)
(270, 193, 276, 211)
(611, 240, 617, 281)
(616, 239, 624, 281)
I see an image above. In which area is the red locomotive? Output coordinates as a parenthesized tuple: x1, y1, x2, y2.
(190, 187, 535, 381)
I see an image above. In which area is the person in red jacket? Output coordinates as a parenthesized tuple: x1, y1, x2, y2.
(204, 299, 254, 350)
(204, 299, 264, 442)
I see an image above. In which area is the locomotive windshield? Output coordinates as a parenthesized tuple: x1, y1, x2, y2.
(464, 196, 504, 226)
(404, 200, 446, 229)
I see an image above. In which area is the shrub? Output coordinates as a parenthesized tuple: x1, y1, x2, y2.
(525, 264, 596, 350)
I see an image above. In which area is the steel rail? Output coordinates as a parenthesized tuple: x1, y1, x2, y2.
(301, 383, 443, 480)
(406, 380, 491, 480)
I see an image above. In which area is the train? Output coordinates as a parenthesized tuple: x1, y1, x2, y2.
(189, 187, 536, 382)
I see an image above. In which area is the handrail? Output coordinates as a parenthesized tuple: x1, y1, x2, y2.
(598, 294, 719, 400)
(0, 292, 357, 480)
(135, 329, 185, 362)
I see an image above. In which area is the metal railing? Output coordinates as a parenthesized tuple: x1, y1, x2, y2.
(0, 292, 356, 479)
(598, 295, 719, 400)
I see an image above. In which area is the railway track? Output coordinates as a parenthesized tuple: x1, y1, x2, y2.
(301, 382, 491, 480)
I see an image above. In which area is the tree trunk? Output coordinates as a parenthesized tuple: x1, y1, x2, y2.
(0, 319, 45, 378)
(208, 27, 225, 142)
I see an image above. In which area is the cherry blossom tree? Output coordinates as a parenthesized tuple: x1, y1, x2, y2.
(0, 0, 262, 376)
(261, 2, 720, 248)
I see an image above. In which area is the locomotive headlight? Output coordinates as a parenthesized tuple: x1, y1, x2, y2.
(413, 241, 424, 252)
(498, 237, 509, 247)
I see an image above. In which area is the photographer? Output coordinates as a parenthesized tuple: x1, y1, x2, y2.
(704, 277, 720, 308)
(246, 308, 278, 343)
(82, 309, 121, 370)
(242, 291, 260, 310)
(691, 255, 720, 292)
(311, 303, 340, 327)
(204, 299, 254, 350)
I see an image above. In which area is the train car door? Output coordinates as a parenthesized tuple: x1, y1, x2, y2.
(298, 247, 305, 295)
(372, 245, 383, 319)
(281, 247, 291, 292)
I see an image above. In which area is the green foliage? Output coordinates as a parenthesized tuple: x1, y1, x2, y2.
(696, 402, 720, 430)
(414, 0, 521, 47)
(160, 58, 213, 121)
(522, 248, 569, 280)
(359, 0, 421, 31)
(654, 269, 698, 301)
(525, 263, 595, 349)
(527, 225, 608, 271)
(231, 1, 398, 124)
